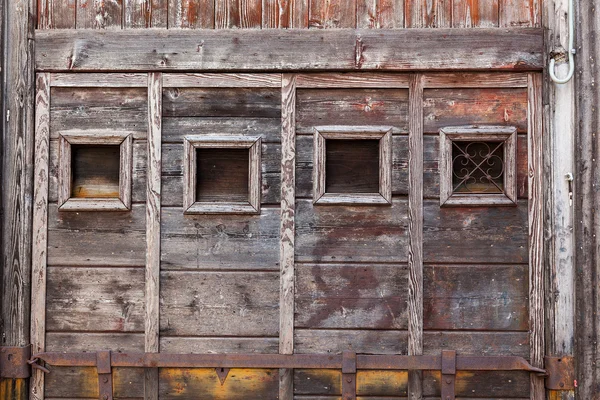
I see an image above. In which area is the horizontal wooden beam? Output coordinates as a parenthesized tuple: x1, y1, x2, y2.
(35, 28, 543, 72)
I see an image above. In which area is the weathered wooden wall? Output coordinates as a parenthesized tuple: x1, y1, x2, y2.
(36, 0, 540, 29)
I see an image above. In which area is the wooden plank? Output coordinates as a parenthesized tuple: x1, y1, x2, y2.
(423, 331, 529, 357)
(77, 0, 123, 28)
(46, 267, 145, 332)
(423, 88, 529, 134)
(422, 72, 528, 88)
(160, 271, 279, 336)
(499, 0, 540, 27)
(45, 367, 144, 398)
(161, 337, 279, 353)
(279, 73, 296, 400)
(405, 0, 451, 27)
(162, 117, 281, 143)
(422, 371, 529, 398)
(357, 0, 404, 28)
(452, 0, 499, 27)
(309, 0, 356, 28)
(296, 88, 409, 134)
(168, 0, 215, 28)
(295, 329, 408, 355)
(160, 206, 280, 270)
(407, 73, 423, 400)
(34, 28, 545, 71)
(262, 0, 291, 28)
(215, 0, 262, 28)
(124, 0, 168, 27)
(296, 73, 410, 88)
(295, 264, 408, 329)
(46, 332, 144, 352)
(163, 87, 281, 118)
(163, 73, 282, 88)
(50, 72, 148, 87)
(47, 203, 146, 267)
(30, 73, 50, 400)
(424, 264, 528, 330)
(38, 0, 76, 28)
(295, 198, 408, 263)
(527, 72, 544, 400)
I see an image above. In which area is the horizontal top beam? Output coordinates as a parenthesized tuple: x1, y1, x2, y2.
(35, 28, 543, 72)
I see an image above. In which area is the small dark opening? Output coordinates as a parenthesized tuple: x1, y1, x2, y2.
(325, 139, 379, 193)
(71, 144, 120, 198)
(196, 148, 249, 202)
(452, 141, 505, 194)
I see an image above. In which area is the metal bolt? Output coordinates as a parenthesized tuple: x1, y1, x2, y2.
(560, 382, 565, 388)
(103, 377, 109, 383)
(446, 378, 452, 384)
(346, 377, 352, 383)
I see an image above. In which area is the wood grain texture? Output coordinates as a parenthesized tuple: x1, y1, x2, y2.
(279, 74, 296, 400)
(527, 72, 544, 400)
(262, 0, 291, 28)
(76, 0, 122, 28)
(405, 0, 451, 27)
(499, 0, 540, 27)
(163, 73, 281, 87)
(215, 0, 262, 28)
(452, 0, 499, 27)
(161, 336, 279, 353)
(162, 117, 281, 143)
(357, 0, 404, 28)
(34, 29, 544, 71)
(50, 72, 148, 87)
(124, 0, 168, 27)
(30, 73, 51, 400)
(38, 0, 76, 28)
(295, 329, 408, 354)
(45, 367, 143, 398)
(407, 73, 423, 400)
(296, 73, 410, 88)
(168, 0, 215, 28)
(309, 0, 356, 28)
(423, 72, 529, 88)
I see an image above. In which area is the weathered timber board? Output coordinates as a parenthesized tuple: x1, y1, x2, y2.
(46, 267, 145, 332)
(423, 199, 528, 263)
(295, 198, 408, 263)
(452, 0, 499, 28)
(423, 331, 529, 357)
(296, 88, 408, 134)
(50, 87, 148, 139)
(160, 271, 279, 336)
(423, 264, 529, 331)
(47, 203, 146, 266)
(160, 336, 279, 354)
(423, 88, 528, 134)
(309, 0, 356, 28)
(45, 332, 144, 352)
(45, 367, 144, 398)
(295, 264, 408, 329)
(160, 206, 280, 270)
(162, 87, 281, 118)
(162, 117, 282, 143)
(168, 0, 215, 28)
(295, 329, 408, 354)
(162, 142, 281, 206)
(356, 0, 404, 28)
(34, 28, 544, 71)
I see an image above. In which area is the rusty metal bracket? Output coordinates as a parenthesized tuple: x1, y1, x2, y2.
(97, 351, 114, 400)
(545, 356, 576, 390)
(215, 367, 230, 385)
(341, 351, 357, 400)
(0, 346, 31, 379)
(441, 350, 456, 400)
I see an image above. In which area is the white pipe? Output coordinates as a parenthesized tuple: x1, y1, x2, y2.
(549, 0, 575, 84)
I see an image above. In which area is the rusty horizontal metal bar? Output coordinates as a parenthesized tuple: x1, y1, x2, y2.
(32, 351, 545, 374)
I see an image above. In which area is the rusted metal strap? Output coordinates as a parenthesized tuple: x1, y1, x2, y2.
(341, 351, 357, 400)
(441, 350, 456, 400)
(0, 346, 31, 378)
(97, 351, 113, 400)
(545, 356, 576, 390)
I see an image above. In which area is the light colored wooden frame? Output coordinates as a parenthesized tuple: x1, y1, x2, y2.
(57, 129, 133, 211)
(183, 135, 262, 214)
(313, 126, 392, 205)
(439, 125, 518, 207)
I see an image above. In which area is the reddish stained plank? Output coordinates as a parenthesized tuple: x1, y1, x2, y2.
(262, 0, 291, 27)
(357, 0, 404, 28)
(124, 0, 168, 28)
(39, 0, 77, 28)
(309, 0, 357, 28)
(77, 0, 123, 28)
(168, 0, 215, 28)
(452, 0, 499, 27)
(215, 0, 262, 28)
(499, 0, 540, 27)
(405, 0, 451, 27)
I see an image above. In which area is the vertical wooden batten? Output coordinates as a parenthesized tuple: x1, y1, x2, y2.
(279, 73, 296, 400)
(145, 72, 163, 400)
(407, 73, 424, 400)
(527, 72, 545, 400)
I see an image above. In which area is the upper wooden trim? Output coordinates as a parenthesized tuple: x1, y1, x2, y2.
(35, 28, 543, 72)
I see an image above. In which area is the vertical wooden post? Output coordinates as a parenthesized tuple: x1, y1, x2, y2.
(145, 72, 163, 400)
(407, 73, 424, 400)
(528, 72, 545, 400)
(279, 73, 296, 400)
(1, 0, 35, 397)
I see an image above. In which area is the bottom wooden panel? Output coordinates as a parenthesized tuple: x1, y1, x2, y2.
(45, 367, 144, 398)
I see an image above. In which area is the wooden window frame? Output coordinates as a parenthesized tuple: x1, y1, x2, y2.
(439, 125, 517, 207)
(57, 130, 133, 211)
(313, 126, 393, 205)
(183, 135, 262, 215)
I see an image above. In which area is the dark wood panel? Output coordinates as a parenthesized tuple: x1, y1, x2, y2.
(159, 368, 278, 399)
(35, 29, 544, 71)
(296, 88, 409, 134)
(162, 87, 281, 117)
(295, 198, 408, 263)
(160, 337, 279, 353)
(309, 0, 356, 28)
(160, 271, 279, 336)
(162, 117, 282, 143)
(423, 331, 529, 357)
(46, 332, 144, 352)
(424, 265, 529, 331)
(423, 200, 528, 263)
(295, 329, 408, 354)
(295, 264, 408, 329)
(45, 367, 143, 398)
(423, 370, 530, 398)
(50, 87, 148, 138)
(423, 88, 528, 134)
(160, 206, 280, 270)
(46, 267, 145, 332)
(47, 203, 146, 266)
(162, 142, 281, 206)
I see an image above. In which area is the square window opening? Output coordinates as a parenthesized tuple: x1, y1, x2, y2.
(451, 141, 505, 195)
(71, 144, 121, 199)
(195, 148, 250, 203)
(325, 139, 380, 194)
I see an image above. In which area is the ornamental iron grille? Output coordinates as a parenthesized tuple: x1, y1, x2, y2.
(440, 126, 517, 206)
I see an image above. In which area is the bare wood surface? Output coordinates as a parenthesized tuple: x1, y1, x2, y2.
(405, 0, 451, 27)
(50, 72, 148, 87)
(499, 0, 540, 27)
(30, 73, 51, 400)
(168, 0, 214, 28)
(357, 0, 404, 28)
(279, 73, 296, 400)
(452, 0, 499, 27)
(35, 28, 544, 71)
(527, 72, 544, 399)
(38, 0, 76, 28)
(422, 72, 528, 88)
(163, 73, 282, 87)
(215, 0, 262, 28)
(77, 0, 122, 28)
(309, 0, 356, 28)
(407, 73, 424, 400)
(296, 72, 410, 88)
